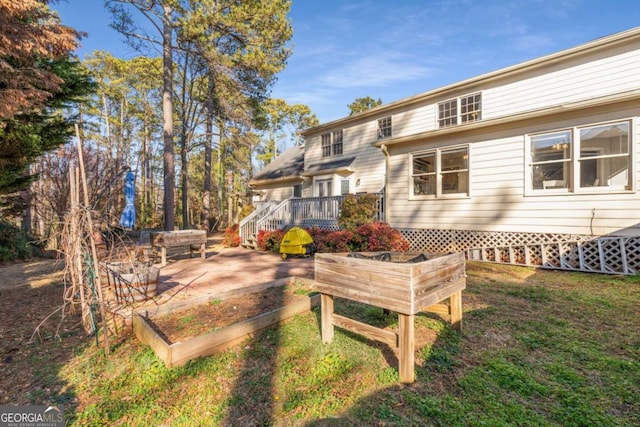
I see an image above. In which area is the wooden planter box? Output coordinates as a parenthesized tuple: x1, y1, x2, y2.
(104, 262, 160, 303)
(150, 230, 207, 266)
(314, 252, 466, 383)
(132, 277, 319, 368)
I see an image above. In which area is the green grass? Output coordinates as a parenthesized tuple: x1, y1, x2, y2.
(61, 263, 640, 426)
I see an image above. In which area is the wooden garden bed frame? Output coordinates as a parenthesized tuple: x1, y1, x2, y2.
(314, 252, 466, 383)
(132, 277, 319, 367)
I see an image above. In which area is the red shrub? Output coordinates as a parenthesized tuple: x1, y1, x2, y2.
(256, 229, 286, 252)
(308, 226, 353, 253)
(353, 222, 410, 252)
(222, 224, 241, 247)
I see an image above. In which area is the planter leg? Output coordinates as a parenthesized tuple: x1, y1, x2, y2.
(161, 246, 167, 266)
(450, 291, 462, 332)
(200, 242, 206, 260)
(321, 293, 334, 343)
(398, 313, 415, 383)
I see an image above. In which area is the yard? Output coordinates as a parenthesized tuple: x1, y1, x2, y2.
(1, 258, 638, 426)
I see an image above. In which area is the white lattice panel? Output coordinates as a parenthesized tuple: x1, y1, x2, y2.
(402, 228, 639, 275)
(624, 238, 640, 274)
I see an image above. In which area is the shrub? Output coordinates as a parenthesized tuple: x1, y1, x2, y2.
(256, 229, 286, 253)
(338, 194, 379, 231)
(308, 226, 354, 253)
(222, 224, 241, 247)
(0, 220, 39, 262)
(352, 222, 410, 252)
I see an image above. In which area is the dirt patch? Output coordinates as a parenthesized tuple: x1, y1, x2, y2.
(0, 258, 85, 406)
(149, 283, 315, 343)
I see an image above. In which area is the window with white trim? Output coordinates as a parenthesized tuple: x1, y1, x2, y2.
(411, 146, 469, 198)
(332, 130, 343, 155)
(321, 130, 344, 157)
(340, 179, 350, 195)
(321, 133, 331, 157)
(528, 120, 632, 193)
(378, 116, 392, 139)
(438, 93, 482, 128)
(292, 184, 302, 198)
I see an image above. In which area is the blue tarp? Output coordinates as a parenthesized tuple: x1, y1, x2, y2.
(119, 171, 136, 228)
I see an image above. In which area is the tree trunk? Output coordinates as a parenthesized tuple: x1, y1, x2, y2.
(202, 74, 214, 231)
(162, 3, 175, 231)
(180, 134, 189, 229)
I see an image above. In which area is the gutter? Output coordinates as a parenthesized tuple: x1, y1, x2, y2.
(380, 143, 389, 223)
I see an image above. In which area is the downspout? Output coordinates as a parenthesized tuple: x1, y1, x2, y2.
(380, 143, 389, 223)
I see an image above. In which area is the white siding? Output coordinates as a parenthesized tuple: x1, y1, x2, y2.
(253, 181, 303, 202)
(305, 119, 386, 194)
(386, 104, 640, 236)
(485, 45, 640, 119)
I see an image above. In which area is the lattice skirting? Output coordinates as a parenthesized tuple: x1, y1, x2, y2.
(400, 228, 640, 275)
(399, 228, 595, 253)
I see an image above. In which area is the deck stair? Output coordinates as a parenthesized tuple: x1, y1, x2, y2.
(466, 236, 640, 275)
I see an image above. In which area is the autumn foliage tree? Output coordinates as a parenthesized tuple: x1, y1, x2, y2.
(0, 0, 81, 119)
(0, 0, 93, 218)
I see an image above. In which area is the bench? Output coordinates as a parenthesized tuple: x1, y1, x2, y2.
(150, 230, 207, 266)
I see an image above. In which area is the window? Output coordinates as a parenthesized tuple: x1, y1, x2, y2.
(411, 146, 469, 198)
(340, 179, 350, 195)
(378, 116, 392, 139)
(316, 179, 332, 197)
(438, 99, 457, 127)
(528, 120, 632, 193)
(332, 130, 343, 155)
(438, 93, 482, 128)
(322, 130, 343, 157)
(292, 184, 302, 198)
(460, 93, 482, 123)
(321, 133, 331, 157)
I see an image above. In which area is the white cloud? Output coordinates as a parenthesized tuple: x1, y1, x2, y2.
(318, 53, 432, 89)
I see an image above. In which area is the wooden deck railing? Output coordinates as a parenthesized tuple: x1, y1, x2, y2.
(240, 193, 384, 246)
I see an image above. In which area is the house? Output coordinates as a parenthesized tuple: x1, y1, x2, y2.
(250, 144, 306, 203)
(247, 27, 640, 273)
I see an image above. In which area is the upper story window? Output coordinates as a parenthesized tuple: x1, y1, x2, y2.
(332, 130, 343, 156)
(528, 120, 632, 194)
(438, 92, 482, 128)
(321, 130, 344, 158)
(460, 93, 482, 123)
(321, 133, 331, 157)
(410, 145, 469, 198)
(378, 116, 392, 139)
(438, 99, 457, 127)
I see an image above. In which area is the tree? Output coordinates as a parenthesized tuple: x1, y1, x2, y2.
(179, 0, 294, 226)
(347, 96, 382, 115)
(0, 0, 81, 119)
(0, 0, 92, 215)
(108, 0, 294, 230)
(0, 58, 94, 215)
(83, 52, 163, 227)
(108, 0, 180, 231)
(255, 98, 318, 166)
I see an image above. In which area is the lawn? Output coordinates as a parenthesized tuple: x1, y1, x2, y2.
(59, 262, 640, 426)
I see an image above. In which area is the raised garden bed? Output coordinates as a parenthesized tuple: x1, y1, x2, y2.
(314, 251, 466, 383)
(133, 277, 319, 367)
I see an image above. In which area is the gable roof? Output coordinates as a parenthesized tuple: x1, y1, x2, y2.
(250, 145, 304, 185)
(302, 26, 640, 137)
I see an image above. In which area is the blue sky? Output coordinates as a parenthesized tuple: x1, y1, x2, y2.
(55, 1, 640, 124)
